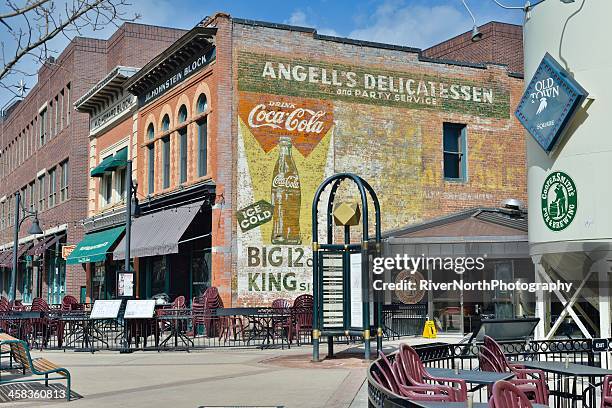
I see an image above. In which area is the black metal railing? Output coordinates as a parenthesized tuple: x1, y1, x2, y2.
(0, 303, 427, 352)
(368, 338, 612, 408)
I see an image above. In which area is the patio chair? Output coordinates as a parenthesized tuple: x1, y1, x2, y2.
(603, 375, 612, 408)
(374, 351, 454, 401)
(192, 289, 222, 338)
(395, 343, 467, 402)
(479, 347, 545, 405)
(490, 380, 533, 408)
(271, 298, 293, 344)
(61, 295, 83, 311)
(292, 294, 313, 346)
(29, 297, 59, 349)
(482, 336, 549, 404)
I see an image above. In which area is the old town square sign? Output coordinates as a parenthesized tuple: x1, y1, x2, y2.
(515, 53, 588, 153)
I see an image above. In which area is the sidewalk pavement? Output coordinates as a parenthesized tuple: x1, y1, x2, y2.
(2, 335, 463, 408)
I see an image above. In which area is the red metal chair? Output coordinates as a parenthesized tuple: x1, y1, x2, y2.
(395, 343, 467, 402)
(270, 298, 293, 344)
(490, 380, 533, 408)
(479, 347, 545, 405)
(482, 336, 549, 404)
(191, 287, 223, 337)
(374, 351, 455, 401)
(292, 294, 313, 346)
(602, 375, 612, 408)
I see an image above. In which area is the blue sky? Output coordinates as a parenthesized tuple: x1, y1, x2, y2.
(130, 0, 524, 48)
(0, 0, 526, 107)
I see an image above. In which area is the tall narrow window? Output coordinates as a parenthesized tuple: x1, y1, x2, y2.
(443, 123, 467, 181)
(48, 167, 56, 208)
(48, 100, 54, 138)
(148, 145, 155, 195)
(60, 160, 69, 202)
(179, 128, 187, 183)
(101, 155, 112, 206)
(162, 137, 170, 189)
(54, 95, 59, 136)
(147, 123, 155, 195)
(38, 175, 45, 210)
(28, 182, 35, 212)
(59, 90, 64, 130)
(66, 83, 71, 125)
(161, 114, 170, 132)
(197, 118, 207, 177)
(39, 108, 47, 146)
(178, 105, 187, 123)
(116, 166, 126, 201)
(197, 94, 207, 113)
(147, 123, 154, 140)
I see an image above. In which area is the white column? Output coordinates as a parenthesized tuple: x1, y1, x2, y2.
(532, 255, 548, 340)
(600, 259, 611, 368)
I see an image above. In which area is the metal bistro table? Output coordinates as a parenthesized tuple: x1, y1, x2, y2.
(425, 367, 515, 392)
(521, 360, 612, 408)
(157, 308, 193, 350)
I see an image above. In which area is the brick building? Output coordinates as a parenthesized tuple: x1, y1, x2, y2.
(77, 14, 525, 307)
(2, 14, 528, 309)
(0, 23, 184, 303)
(424, 21, 524, 75)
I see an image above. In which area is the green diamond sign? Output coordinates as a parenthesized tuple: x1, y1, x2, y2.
(541, 171, 577, 231)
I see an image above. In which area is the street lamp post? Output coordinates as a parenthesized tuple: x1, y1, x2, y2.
(10, 191, 43, 302)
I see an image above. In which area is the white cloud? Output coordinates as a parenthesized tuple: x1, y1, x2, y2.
(285, 9, 339, 37)
(348, 1, 474, 49)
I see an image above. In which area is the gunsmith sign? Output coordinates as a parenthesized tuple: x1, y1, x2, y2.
(515, 53, 588, 153)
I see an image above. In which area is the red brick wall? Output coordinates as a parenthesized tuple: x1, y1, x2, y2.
(423, 22, 524, 75)
(211, 15, 527, 306)
(0, 23, 184, 301)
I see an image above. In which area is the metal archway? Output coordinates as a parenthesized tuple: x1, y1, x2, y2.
(311, 173, 382, 361)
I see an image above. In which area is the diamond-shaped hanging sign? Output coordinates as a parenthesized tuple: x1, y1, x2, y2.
(333, 202, 361, 226)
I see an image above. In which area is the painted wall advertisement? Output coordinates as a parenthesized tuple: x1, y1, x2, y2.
(236, 51, 520, 305)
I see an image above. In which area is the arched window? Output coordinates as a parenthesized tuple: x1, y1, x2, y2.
(197, 94, 207, 113)
(161, 114, 170, 132)
(147, 123, 154, 140)
(178, 105, 188, 123)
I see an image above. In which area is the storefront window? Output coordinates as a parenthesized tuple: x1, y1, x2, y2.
(48, 254, 66, 305)
(20, 263, 33, 303)
(92, 262, 106, 301)
(191, 249, 211, 299)
(151, 256, 168, 297)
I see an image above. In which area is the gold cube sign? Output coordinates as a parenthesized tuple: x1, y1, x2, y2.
(333, 202, 361, 226)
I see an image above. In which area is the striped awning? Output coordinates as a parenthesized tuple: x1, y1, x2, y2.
(113, 200, 203, 260)
(27, 234, 64, 257)
(0, 242, 33, 267)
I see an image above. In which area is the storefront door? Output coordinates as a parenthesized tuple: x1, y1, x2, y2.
(190, 249, 211, 301)
(47, 256, 66, 305)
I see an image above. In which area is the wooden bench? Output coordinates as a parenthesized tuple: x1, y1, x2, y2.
(0, 339, 70, 401)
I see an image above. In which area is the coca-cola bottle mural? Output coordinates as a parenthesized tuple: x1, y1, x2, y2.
(271, 136, 302, 245)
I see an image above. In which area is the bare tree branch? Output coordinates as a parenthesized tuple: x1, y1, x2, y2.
(0, 0, 138, 91)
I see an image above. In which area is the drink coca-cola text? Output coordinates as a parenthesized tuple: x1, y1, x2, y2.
(248, 102, 326, 134)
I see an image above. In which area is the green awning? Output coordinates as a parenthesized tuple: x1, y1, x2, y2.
(105, 147, 128, 171)
(90, 155, 115, 177)
(66, 226, 125, 265)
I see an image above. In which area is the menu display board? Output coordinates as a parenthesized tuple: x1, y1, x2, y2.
(321, 252, 344, 329)
(90, 300, 123, 319)
(124, 300, 156, 319)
